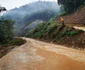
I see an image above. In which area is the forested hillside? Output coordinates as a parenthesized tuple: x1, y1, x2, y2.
(58, 0, 85, 14)
(2, 1, 61, 36)
(0, 19, 14, 44)
(26, 0, 85, 48)
(26, 18, 85, 48)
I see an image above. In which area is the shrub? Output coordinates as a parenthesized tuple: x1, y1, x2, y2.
(8, 38, 26, 46)
(0, 19, 14, 43)
(56, 27, 84, 41)
(70, 30, 83, 36)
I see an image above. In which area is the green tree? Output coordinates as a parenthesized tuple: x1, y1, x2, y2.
(0, 19, 14, 43)
(58, 0, 85, 14)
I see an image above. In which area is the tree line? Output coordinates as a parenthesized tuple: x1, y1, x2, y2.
(0, 18, 14, 44)
(58, 0, 85, 14)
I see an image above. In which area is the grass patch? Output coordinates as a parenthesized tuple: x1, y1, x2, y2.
(0, 38, 26, 47)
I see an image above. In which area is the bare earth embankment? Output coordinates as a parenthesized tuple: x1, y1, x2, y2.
(0, 38, 85, 70)
(57, 7, 85, 24)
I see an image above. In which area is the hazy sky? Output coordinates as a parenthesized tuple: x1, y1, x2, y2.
(0, 0, 57, 10)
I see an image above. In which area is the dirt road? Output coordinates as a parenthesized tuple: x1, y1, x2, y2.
(0, 38, 85, 70)
(74, 26, 85, 31)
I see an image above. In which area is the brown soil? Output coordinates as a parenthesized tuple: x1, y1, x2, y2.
(55, 32, 85, 49)
(57, 7, 85, 25)
(39, 30, 85, 49)
(36, 49, 85, 70)
(0, 38, 85, 70)
(0, 38, 26, 58)
(0, 46, 18, 58)
(55, 7, 85, 48)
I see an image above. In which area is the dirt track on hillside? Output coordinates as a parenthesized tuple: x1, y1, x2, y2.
(0, 38, 85, 70)
(74, 26, 85, 31)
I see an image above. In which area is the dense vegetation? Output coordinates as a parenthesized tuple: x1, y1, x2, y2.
(0, 18, 25, 46)
(0, 7, 26, 58)
(3, 1, 61, 36)
(20, 0, 85, 48)
(26, 18, 85, 48)
(26, 19, 83, 39)
(0, 19, 14, 44)
(58, 0, 85, 14)
(0, 18, 26, 58)
(1, 0, 85, 49)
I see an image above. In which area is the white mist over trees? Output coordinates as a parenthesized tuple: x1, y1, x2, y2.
(3, 1, 61, 36)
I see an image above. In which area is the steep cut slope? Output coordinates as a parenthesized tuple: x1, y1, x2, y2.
(57, 7, 85, 24)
